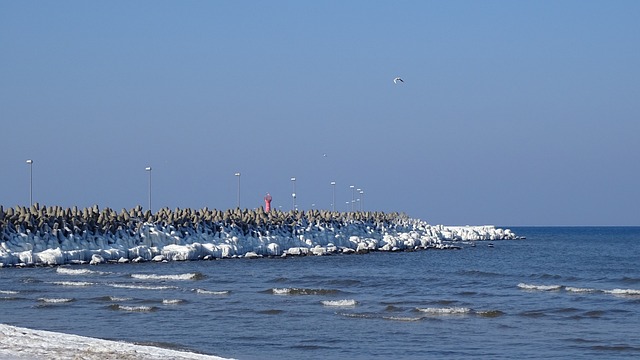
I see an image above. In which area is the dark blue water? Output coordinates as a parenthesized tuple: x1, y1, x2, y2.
(1, 227, 639, 359)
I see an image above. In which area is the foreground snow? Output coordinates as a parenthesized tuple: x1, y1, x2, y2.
(0, 324, 231, 360)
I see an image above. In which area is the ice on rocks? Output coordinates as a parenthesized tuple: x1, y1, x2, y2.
(0, 206, 520, 267)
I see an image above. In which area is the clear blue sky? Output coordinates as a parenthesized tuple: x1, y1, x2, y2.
(1, 1, 639, 226)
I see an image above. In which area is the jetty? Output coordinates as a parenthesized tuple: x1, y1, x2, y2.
(0, 204, 519, 267)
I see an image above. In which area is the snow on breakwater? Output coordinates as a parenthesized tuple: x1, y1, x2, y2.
(0, 204, 519, 267)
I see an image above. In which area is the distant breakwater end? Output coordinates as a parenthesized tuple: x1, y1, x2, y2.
(0, 204, 520, 267)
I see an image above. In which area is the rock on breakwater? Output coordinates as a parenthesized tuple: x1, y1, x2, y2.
(0, 204, 519, 267)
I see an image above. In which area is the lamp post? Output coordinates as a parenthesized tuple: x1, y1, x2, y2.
(350, 185, 355, 212)
(359, 189, 364, 211)
(235, 172, 241, 208)
(291, 177, 296, 211)
(330, 181, 336, 212)
(145, 166, 152, 212)
(357, 188, 362, 211)
(26, 159, 33, 206)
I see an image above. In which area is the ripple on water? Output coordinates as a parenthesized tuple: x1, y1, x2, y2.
(52, 281, 94, 287)
(416, 307, 471, 315)
(56, 267, 109, 276)
(193, 288, 230, 295)
(162, 299, 185, 305)
(130, 272, 205, 281)
(37, 298, 75, 304)
(108, 304, 157, 312)
(321, 299, 357, 307)
(270, 288, 340, 296)
(258, 309, 284, 315)
(475, 310, 504, 318)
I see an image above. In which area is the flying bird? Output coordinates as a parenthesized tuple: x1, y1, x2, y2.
(393, 77, 404, 84)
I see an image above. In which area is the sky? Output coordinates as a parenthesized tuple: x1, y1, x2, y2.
(1, 1, 639, 226)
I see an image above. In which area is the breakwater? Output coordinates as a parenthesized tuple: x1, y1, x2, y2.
(0, 204, 519, 267)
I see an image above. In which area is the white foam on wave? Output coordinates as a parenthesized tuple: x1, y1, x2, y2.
(321, 299, 358, 307)
(113, 304, 156, 312)
(56, 267, 107, 276)
(417, 307, 471, 315)
(517, 283, 562, 291)
(107, 283, 177, 290)
(38, 297, 74, 303)
(131, 273, 199, 281)
(565, 287, 598, 293)
(0, 290, 19, 294)
(162, 299, 185, 305)
(272, 288, 292, 295)
(108, 296, 132, 301)
(52, 281, 94, 287)
(605, 289, 640, 296)
(194, 289, 230, 295)
(382, 316, 422, 321)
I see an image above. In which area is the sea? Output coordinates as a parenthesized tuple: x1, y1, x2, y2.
(1, 227, 639, 359)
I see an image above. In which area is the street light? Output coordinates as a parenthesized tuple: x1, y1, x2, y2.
(357, 188, 362, 212)
(145, 166, 152, 212)
(359, 189, 365, 211)
(235, 172, 241, 208)
(26, 159, 33, 206)
(350, 185, 355, 212)
(291, 177, 296, 211)
(330, 181, 336, 212)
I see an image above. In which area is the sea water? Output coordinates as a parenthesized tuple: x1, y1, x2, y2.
(0, 227, 639, 359)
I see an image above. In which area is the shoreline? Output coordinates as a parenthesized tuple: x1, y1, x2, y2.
(0, 323, 231, 360)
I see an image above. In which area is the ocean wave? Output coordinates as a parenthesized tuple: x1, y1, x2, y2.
(95, 296, 133, 302)
(321, 299, 357, 307)
(604, 289, 640, 296)
(108, 304, 157, 312)
(194, 289, 230, 295)
(0, 290, 19, 294)
(416, 307, 471, 315)
(565, 287, 599, 293)
(336, 312, 375, 319)
(107, 283, 177, 290)
(459, 270, 502, 277)
(382, 316, 422, 321)
(621, 276, 640, 284)
(52, 281, 94, 287)
(131, 273, 204, 281)
(162, 299, 185, 305)
(475, 310, 504, 318)
(38, 298, 75, 303)
(534, 273, 563, 280)
(56, 267, 108, 276)
(258, 309, 284, 315)
(271, 288, 339, 296)
(517, 283, 562, 291)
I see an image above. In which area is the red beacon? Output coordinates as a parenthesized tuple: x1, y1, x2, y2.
(264, 193, 272, 212)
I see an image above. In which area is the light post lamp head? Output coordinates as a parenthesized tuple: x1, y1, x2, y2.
(26, 159, 33, 164)
(145, 167, 152, 171)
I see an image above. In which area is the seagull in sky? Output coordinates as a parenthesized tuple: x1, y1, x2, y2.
(393, 77, 404, 84)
